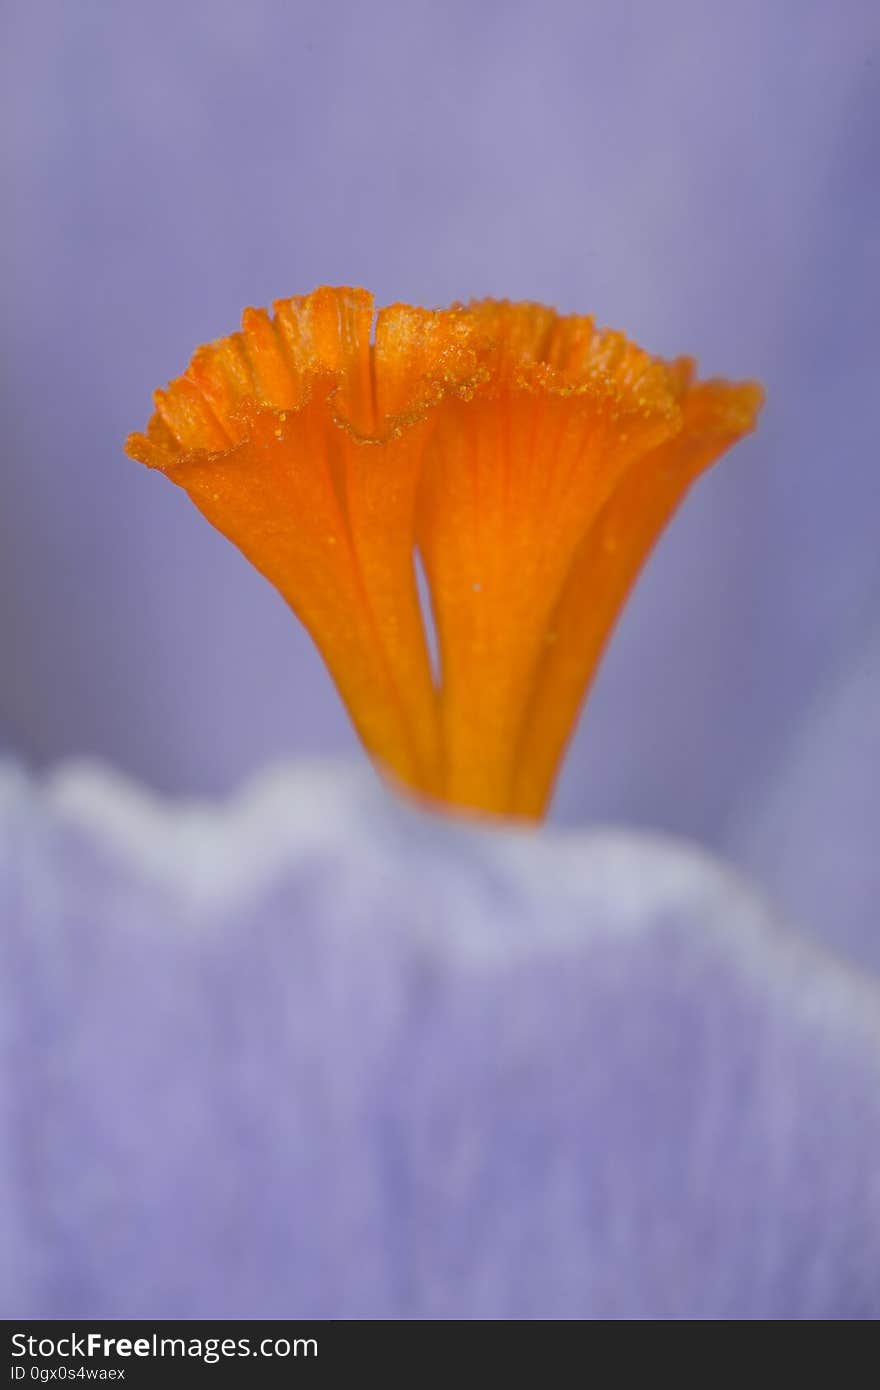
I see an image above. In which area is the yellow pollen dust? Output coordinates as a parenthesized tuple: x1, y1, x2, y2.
(126, 286, 763, 820)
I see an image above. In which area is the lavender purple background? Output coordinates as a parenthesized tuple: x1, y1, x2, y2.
(2, 0, 878, 960)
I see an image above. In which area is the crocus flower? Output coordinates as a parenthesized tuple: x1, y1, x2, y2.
(5, 287, 877, 1323)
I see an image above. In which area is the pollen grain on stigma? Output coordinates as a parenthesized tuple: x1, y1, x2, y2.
(126, 286, 762, 820)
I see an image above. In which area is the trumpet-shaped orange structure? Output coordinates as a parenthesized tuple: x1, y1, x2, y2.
(127, 286, 762, 819)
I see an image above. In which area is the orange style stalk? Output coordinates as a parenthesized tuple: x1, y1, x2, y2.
(127, 286, 762, 820)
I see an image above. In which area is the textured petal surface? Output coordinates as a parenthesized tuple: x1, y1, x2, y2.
(1, 760, 878, 1320)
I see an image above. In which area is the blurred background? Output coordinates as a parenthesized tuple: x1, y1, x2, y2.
(1, 0, 877, 960)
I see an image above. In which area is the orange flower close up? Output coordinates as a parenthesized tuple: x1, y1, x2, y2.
(127, 286, 762, 820)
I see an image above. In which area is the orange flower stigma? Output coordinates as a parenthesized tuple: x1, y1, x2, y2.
(126, 286, 762, 820)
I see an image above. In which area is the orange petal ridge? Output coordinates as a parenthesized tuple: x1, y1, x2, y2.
(126, 286, 763, 819)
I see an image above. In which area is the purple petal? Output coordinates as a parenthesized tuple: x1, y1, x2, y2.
(729, 621, 880, 974)
(2, 760, 878, 1319)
